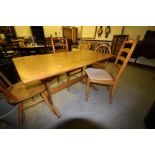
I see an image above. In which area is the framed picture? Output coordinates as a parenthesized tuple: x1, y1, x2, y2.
(81, 26, 97, 39)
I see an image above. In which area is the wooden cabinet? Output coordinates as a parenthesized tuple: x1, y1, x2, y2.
(63, 27, 77, 44)
(0, 26, 17, 44)
(111, 35, 129, 55)
(31, 26, 45, 44)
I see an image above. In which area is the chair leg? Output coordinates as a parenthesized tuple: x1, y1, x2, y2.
(18, 103, 23, 128)
(86, 77, 90, 101)
(57, 76, 60, 83)
(81, 68, 83, 76)
(109, 85, 116, 104)
(109, 88, 113, 104)
(67, 72, 70, 91)
(134, 57, 137, 67)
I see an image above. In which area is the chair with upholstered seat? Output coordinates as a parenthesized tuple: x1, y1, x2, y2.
(0, 72, 53, 128)
(85, 36, 139, 103)
(91, 43, 112, 69)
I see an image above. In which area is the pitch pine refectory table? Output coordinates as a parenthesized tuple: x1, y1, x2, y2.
(13, 50, 114, 118)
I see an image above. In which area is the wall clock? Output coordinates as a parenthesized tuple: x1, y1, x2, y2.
(97, 26, 103, 37)
(105, 26, 111, 38)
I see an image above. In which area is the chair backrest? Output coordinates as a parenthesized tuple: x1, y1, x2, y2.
(45, 37, 51, 45)
(110, 35, 140, 84)
(51, 37, 68, 52)
(0, 72, 17, 102)
(95, 43, 111, 54)
(78, 42, 91, 50)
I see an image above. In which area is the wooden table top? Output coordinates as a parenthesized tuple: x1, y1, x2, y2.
(13, 50, 114, 84)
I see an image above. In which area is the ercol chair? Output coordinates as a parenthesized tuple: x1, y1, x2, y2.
(51, 37, 68, 53)
(78, 42, 91, 50)
(91, 43, 112, 69)
(50, 37, 69, 83)
(68, 42, 92, 86)
(85, 36, 139, 103)
(72, 42, 91, 51)
(51, 37, 85, 86)
(45, 37, 52, 52)
(0, 72, 53, 128)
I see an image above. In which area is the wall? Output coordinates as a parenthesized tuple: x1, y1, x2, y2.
(14, 26, 32, 37)
(14, 26, 155, 41)
(123, 26, 155, 40)
(78, 26, 155, 40)
(76, 26, 123, 40)
(14, 26, 63, 38)
(43, 26, 63, 37)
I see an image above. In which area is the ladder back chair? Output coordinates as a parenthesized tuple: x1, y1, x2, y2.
(72, 42, 91, 51)
(68, 42, 92, 89)
(85, 36, 140, 103)
(78, 42, 91, 50)
(0, 72, 53, 128)
(50, 37, 69, 83)
(51, 37, 68, 53)
(91, 43, 112, 69)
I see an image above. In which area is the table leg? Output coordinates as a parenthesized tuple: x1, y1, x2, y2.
(44, 81, 62, 118)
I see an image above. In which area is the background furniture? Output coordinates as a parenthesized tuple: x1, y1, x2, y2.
(0, 39, 18, 59)
(85, 36, 139, 103)
(63, 27, 77, 44)
(111, 35, 129, 55)
(31, 26, 45, 45)
(51, 37, 68, 52)
(0, 26, 17, 44)
(75, 40, 111, 51)
(131, 30, 155, 66)
(63, 27, 78, 51)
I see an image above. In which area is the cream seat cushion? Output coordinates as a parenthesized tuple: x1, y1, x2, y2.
(85, 68, 113, 80)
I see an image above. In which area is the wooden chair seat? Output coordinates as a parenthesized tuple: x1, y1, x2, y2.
(8, 81, 45, 104)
